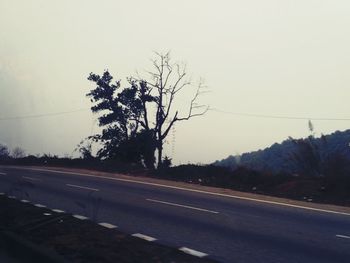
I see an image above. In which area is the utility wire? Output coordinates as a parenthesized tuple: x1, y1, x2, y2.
(0, 108, 90, 121)
(209, 108, 350, 121)
(0, 106, 349, 122)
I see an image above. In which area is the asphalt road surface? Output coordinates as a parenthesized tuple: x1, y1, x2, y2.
(0, 166, 349, 263)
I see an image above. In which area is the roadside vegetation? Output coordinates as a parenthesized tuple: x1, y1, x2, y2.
(1, 146, 349, 207)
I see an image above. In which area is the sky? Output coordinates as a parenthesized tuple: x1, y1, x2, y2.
(0, 0, 349, 164)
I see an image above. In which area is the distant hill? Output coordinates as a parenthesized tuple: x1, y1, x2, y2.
(213, 129, 350, 174)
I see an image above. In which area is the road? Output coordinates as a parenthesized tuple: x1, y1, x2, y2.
(0, 166, 349, 263)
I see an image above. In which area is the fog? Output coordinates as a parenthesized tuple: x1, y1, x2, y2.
(1, 0, 349, 164)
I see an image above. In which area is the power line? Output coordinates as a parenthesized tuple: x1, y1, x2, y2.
(209, 108, 350, 121)
(0, 108, 90, 121)
(1, 106, 349, 122)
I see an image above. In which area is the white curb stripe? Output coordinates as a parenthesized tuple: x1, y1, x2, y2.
(179, 247, 208, 258)
(52, 209, 65, 213)
(132, 233, 157, 242)
(336, 234, 350, 239)
(99, 222, 117, 229)
(73, 215, 88, 220)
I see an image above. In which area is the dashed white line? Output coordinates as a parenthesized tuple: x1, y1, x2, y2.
(99, 222, 118, 229)
(73, 215, 89, 220)
(132, 233, 157, 242)
(21, 199, 30, 203)
(8, 196, 16, 199)
(146, 198, 219, 214)
(34, 204, 46, 208)
(16, 167, 350, 216)
(22, 176, 41, 182)
(179, 247, 208, 258)
(0, 172, 6, 175)
(0, 193, 5, 195)
(51, 209, 65, 213)
(336, 234, 350, 239)
(66, 184, 99, 192)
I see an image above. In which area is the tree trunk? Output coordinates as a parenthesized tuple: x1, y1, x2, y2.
(144, 147, 156, 170)
(157, 140, 163, 169)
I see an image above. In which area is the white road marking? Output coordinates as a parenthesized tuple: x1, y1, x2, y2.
(132, 233, 157, 242)
(52, 209, 65, 213)
(34, 204, 46, 208)
(336, 234, 350, 239)
(99, 222, 118, 229)
(73, 215, 88, 220)
(0, 172, 6, 175)
(21, 199, 30, 203)
(179, 247, 208, 258)
(17, 167, 350, 216)
(8, 196, 16, 199)
(22, 176, 41, 182)
(147, 198, 219, 214)
(0, 193, 5, 195)
(66, 184, 99, 192)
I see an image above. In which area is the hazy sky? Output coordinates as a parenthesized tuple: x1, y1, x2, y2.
(1, 0, 349, 164)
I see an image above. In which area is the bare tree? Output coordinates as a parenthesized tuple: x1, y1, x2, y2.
(11, 147, 26, 159)
(140, 52, 209, 168)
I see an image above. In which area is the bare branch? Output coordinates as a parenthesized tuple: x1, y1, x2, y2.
(161, 81, 209, 140)
(175, 106, 209, 122)
(162, 64, 173, 89)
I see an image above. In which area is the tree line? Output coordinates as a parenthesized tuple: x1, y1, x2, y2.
(0, 144, 26, 160)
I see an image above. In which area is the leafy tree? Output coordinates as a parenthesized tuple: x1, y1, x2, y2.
(86, 52, 208, 169)
(288, 136, 322, 176)
(0, 144, 9, 160)
(86, 71, 156, 168)
(77, 142, 94, 160)
(288, 120, 322, 176)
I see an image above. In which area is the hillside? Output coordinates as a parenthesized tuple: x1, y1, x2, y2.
(214, 129, 350, 175)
